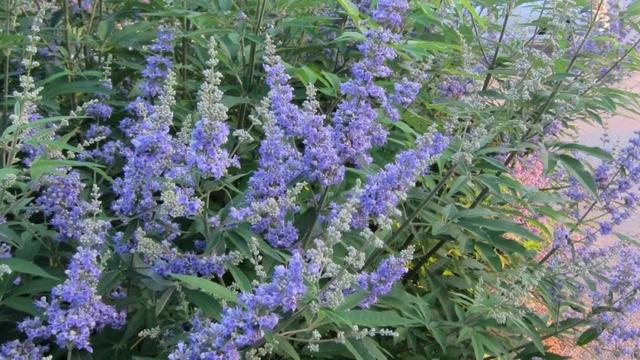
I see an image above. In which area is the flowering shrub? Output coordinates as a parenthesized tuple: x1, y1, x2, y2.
(0, 0, 640, 359)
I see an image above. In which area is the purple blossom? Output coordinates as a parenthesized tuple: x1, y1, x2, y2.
(392, 78, 421, 107)
(188, 117, 237, 179)
(138, 29, 173, 98)
(85, 102, 113, 120)
(437, 75, 474, 99)
(357, 248, 414, 308)
(263, 39, 344, 186)
(85, 124, 112, 140)
(33, 170, 87, 241)
(69, 0, 92, 13)
(236, 52, 304, 248)
(263, 52, 303, 137)
(150, 28, 174, 53)
(169, 252, 306, 359)
(17, 247, 125, 353)
(300, 106, 344, 186)
(0, 242, 12, 258)
(372, 0, 410, 31)
(352, 132, 449, 228)
(0, 340, 49, 359)
(140, 55, 173, 98)
(240, 118, 302, 247)
(151, 249, 232, 278)
(331, 0, 412, 165)
(552, 226, 569, 248)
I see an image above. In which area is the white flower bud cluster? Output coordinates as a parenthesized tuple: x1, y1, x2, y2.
(344, 246, 365, 270)
(0, 174, 17, 190)
(138, 326, 161, 339)
(197, 37, 228, 124)
(248, 236, 267, 282)
(233, 129, 253, 144)
(320, 271, 357, 309)
(505, 50, 554, 103)
(160, 182, 203, 218)
(303, 83, 321, 114)
(245, 343, 274, 360)
(78, 218, 110, 248)
(9, 3, 53, 128)
(350, 325, 399, 339)
(452, 120, 489, 165)
(155, 71, 177, 128)
(101, 54, 114, 89)
(250, 98, 273, 128)
(247, 182, 306, 226)
(134, 228, 166, 261)
(178, 114, 194, 145)
(0, 264, 12, 278)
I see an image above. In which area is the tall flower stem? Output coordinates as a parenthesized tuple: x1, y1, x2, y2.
(482, 1, 512, 91)
(238, 0, 267, 129)
(62, 0, 76, 109)
(530, 0, 605, 125)
(538, 167, 623, 265)
(364, 164, 458, 268)
(469, 0, 605, 210)
(301, 186, 329, 249)
(181, 0, 190, 99)
(2, 0, 11, 132)
(580, 35, 640, 95)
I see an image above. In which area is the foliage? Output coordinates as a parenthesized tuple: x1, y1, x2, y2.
(0, 0, 639, 359)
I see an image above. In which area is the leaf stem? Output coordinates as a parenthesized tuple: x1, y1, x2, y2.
(302, 186, 329, 249)
(481, 1, 512, 91)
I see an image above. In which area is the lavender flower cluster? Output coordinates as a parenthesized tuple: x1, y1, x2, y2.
(550, 132, 640, 353)
(169, 252, 306, 359)
(11, 175, 125, 354)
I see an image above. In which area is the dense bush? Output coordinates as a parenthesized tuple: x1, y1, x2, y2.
(1, 0, 640, 359)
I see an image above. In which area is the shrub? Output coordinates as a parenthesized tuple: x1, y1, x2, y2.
(0, 0, 640, 359)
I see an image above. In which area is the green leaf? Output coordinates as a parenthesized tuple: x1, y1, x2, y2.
(41, 80, 111, 98)
(464, 218, 543, 242)
(155, 287, 175, 316)
(556, 154, 599, 198)
(171, 274, 237, 303)
(218, 0, 232, 11)
(29, 158, 109, 181)
(336, 0, 360, 21)
(344, 339, 366, 360)
(352, 338, 388, 360)
(476, 243, 502, 271)
(576, 327, 600, 346)
(2, 296, 38, 315)
(182, 289, 222, 319)
(273, 336, 301, 360)
(228, 264, 252, 292)
(549, 142, 613, 160)
(628, 0, 640, 17)
(340, 310, 418, 327)
(0, 258, 58, 280)
(335, 31, 366, 43)
(471, 334, 485, 360)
